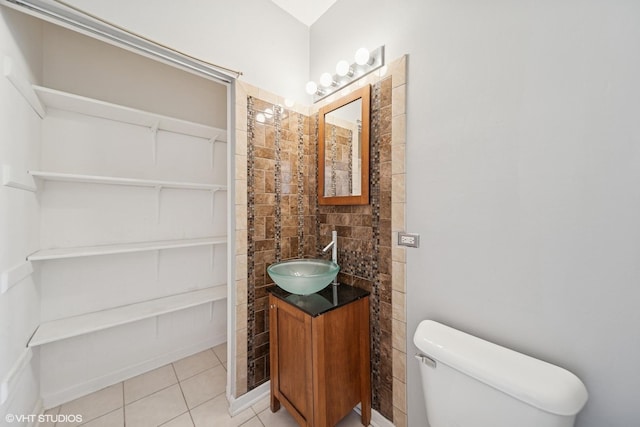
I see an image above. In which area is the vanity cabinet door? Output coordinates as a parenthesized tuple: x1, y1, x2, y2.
(269, 294, 314, 426)
(310, 296, 371, 427)
(269, 293, 371, 427)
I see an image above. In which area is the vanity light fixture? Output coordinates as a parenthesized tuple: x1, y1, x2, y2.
(305, 45, 384, 103)
(305, 81, 319, 95)
(320, 72, 337, 87)
(354, 47, 372, 66)
(335, 60, 354, 77)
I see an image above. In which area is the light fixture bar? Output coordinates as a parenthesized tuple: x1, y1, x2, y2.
(310, 45, 385, 103)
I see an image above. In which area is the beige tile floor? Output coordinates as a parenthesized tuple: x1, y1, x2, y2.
(39, 343, 368, 427)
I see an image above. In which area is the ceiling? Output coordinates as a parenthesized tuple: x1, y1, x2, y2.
(269, 0, 337, 26)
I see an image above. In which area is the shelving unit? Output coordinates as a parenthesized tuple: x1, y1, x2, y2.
(29, 170, 227, 192)
(5, 29, 232, 406)
(27, 236, 227, 261)
(29, 85, 230, 353)
(33, 85, 227, 142)
(28, 284, 227, 347)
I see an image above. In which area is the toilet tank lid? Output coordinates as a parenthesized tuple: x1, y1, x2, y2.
(413, 320, 588, 416)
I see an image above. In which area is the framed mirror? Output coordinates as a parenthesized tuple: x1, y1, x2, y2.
(318, 84, 371, 205)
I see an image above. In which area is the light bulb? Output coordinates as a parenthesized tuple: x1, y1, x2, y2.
(256, 113, 265, 123)
(305, 81, 318, 95)
(335, 60, 351, 77)
(354, 47, 370, 66)
(264, 108, 273, 119)
(284, 98, 295, 108)
(319, 72, 334, 87)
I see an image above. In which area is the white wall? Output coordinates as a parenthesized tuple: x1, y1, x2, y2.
(60, 0, 310, 104)
(0, 6, 42, 421)
(42, 24, 227, 128)
(312, 1, 640, 426)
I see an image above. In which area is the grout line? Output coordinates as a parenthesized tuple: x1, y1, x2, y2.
(124, 381, 178, 407)
(119, 363, 181, 407)
(172, 350, 221, 382)
(173, 369, 194, 426)
(157, 411, 191, 427)
(121, 382, 126, 427)
(183, 393, 223, 414)
(239, 414, 264, 426)
(180, 352, 196, 426)
(172, 362, 189, 404)
(79, 407, 125, 427)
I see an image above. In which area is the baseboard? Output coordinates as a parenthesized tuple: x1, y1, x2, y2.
(1, 348, 33, 406)
(27, 398, 43, 427)
(227, 381, 269, 416)
(354, 404, 395, 427)
(42, 334, 226, 408)
(227, 383, 395, 427)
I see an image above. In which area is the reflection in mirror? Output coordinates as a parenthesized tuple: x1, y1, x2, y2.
(324, 100, 362, 197)
(318, 85, 370, 205)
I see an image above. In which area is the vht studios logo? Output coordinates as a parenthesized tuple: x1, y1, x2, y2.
(5, 413, 83, 423)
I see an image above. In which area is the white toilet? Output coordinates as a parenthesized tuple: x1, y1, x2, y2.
(413, 320, 588, 427)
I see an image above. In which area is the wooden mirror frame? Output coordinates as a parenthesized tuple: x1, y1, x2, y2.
(318, 84, 371, 205)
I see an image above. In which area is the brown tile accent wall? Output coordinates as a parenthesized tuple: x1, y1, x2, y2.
(244, 76, 396, 422)
(316, 78, 393, 419)
(246, 98, 315, 390)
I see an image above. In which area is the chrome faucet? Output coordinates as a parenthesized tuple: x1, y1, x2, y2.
(322, 230, 338, 285)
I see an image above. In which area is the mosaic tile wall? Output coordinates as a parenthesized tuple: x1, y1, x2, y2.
(315, 78, 394, 420)
(244, 75, 398, 422)
(246, 98, 316, 388)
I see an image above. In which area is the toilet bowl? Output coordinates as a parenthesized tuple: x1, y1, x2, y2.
(413, 320, 588, 427)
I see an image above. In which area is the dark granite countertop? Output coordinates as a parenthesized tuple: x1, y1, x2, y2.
(268, 284, 370, 317)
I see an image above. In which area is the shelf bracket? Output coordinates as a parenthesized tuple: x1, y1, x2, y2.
(210, 134, 220, 169)
(155, 185, 162, 224)
(210, 188, 216, 221)
(151, 121, 160, 164)
(1, 260, 33, 294)
(154, 249, 160, 282)
(2, 165, 37, 192)
(211, 187, 227, 222)
(4, 56, 46, 119)
(210, 187, 224, 222)
(154, 316, 160, 339)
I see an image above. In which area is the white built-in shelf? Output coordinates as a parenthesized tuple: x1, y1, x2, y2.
(29, 170, 226, 191)
(33, 85, 227, 142)
(28, 285, 227, 347)
(27, 236, 227, 261)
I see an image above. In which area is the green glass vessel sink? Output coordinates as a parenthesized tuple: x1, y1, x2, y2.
(267, 259, 340, 295)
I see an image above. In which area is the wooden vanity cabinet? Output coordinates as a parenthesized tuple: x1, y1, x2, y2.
(268, 286, 371, 427)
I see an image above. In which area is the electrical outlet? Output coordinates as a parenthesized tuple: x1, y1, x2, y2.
(398, 232, 420, 248)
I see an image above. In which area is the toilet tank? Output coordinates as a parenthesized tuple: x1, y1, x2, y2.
(413, 320, 588, 427)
